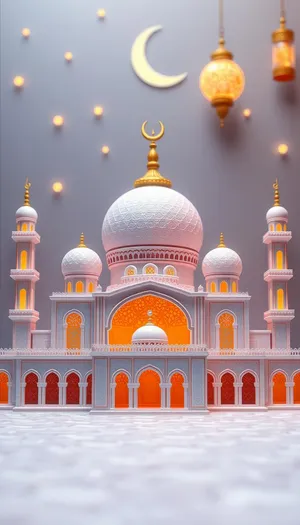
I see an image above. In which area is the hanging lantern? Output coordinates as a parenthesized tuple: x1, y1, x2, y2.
(199, 0, 245, 127)
(272, 1, 295, 82)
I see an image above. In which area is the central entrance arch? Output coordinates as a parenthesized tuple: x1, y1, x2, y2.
(108, 294, 190, 345)
(138, 369, 161, 408)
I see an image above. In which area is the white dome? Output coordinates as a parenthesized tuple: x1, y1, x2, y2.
(266, 205, 288, 223)
(202, 246, 242, 278)
(16, 205, 38, 222)
(62, 246, 102, 278)
(132, 322, 168, 345)
(102, 186, 203, 253)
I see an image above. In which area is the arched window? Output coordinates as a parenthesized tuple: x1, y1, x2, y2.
(276, 223, 282, 231)
(277, 288, 284, 310)
(19, 288, 27, 310)
(0, 372, 9, 404)
(76, 281, 84, 293)
(170, 372, 184, 408)
(164, 266, 176, 276)
(17, 223, 20, 231)
(86, 374, 92, 405)
(210, 282, 216, 293)
(242, 373, 256, 404)
(283, 224, 287, 231)
(219, 312, 234, 350)
(24, 372, 38, 404)
(115, 372, 129, 408)
(272, 372, 286, 404)
(276, 250, 283, 269)
(231, 281, 237, 293)
(143, 264, 157, 275)
(207, 373, 214, 405)
(67, 281, 72, 293)
(20, 250, 27, 270)
(125, 265, 136, 276)
(270, 224, 274, 231)
(88, 282, 94, 293)
(21, 223, 28, 231)
(220, 281, 228, 293)
(66, 372, 80, 404)
(221, 372, 235, 405)
(45, 372, 59, 404)
(30, 224, 34, 231)
(138, 369, 161, 408)
(66, 312, 82, 350)
(293, 373, 300, 404)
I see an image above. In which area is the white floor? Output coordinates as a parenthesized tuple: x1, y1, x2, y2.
(1, 411, 300, 525)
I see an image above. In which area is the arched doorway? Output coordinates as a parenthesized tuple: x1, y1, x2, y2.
(242, 372, 256, 404)
(170, 372, 184, 408)
(293, 373, 300, 404)
(207, 373, 215, 405)
(221, 372, 235, 405)
(66, 312, 82, 350)
(272, 372, 287, 404)
(219, 312, 234, 350)
(115, 372, 129, 408)
(0, 372, 9, 404)
(45, 372, 59, 405)
(24, 372, 38, 404)
(138, 369, 161, 408)
(86, 374, 92, 405)
(108, 295, 190, 345)
(66, 372, 80, 404)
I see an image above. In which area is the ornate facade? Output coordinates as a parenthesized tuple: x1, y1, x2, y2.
(1, 124, 300, 412)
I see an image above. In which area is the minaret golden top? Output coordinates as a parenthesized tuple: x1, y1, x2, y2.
(273, 179, 280, 206)
(78, 233, 86, 248)
(218, 232, 226, 248)
(134, 121, 172, 189)
(24, 178, 31, 206)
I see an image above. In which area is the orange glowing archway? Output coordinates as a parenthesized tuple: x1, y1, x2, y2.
(0, 372, 9, 404)
(115, 372, 129, 408)
(138, 369, 161, 408)
(273, 372, 287, 404)
(170, 372, 184, 408)
(108, 295, 190, 345)
(293, 373, 300, 404)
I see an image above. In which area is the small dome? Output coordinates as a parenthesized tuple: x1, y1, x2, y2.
(16, 205, 38, 222)
(61, 234, 102, 278)
(202, 234, 242, 278)
(266, 206, 288, 223)
(132, 313, 168, 345)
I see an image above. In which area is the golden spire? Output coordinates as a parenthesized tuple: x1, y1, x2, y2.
(24, 178, 31, 206)
(218, 232, 226, 248)
(134, 121, 172, 188)
(273, 179, 280, 206)
(78, 233, 86, 248)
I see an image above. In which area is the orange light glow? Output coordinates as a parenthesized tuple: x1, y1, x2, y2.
(115, 373, 129, 408)
(277, 288, 284, 309)
(13, 76, 25, 88)
(108, 295, 190, 345)
(52, 182, 63, 193)
(277, 143, 288, 156)
(276, 250, 283, 269)
(64, 51, 73, 62)
(66, 312, 81, 349)
(76, 281, 84, 293)
(293, 373, 300, 404)
(94, 106, 104, 117)
(138, 370, 161, 408)
(243, 108, 251, 118)
(20, 250, 27, 270)
(0, 372, 9, 404)
(273, 372, 286, 404)
(101, 145, 110, 155)
(22, 28, 31, 38)
(53, 115, 64, 127)
(19, 288, 27, 310)
(170, 373, 184, 408)
(97, 8, 106, 19)
(219, 312, 234, 350)
(220, 281, 228, 293)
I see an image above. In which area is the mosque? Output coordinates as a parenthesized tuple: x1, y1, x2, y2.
(0, 122, 300, 412)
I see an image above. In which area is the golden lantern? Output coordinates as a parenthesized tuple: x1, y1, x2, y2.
(272, 1, 295, 82)
(199, 0, 245, 127)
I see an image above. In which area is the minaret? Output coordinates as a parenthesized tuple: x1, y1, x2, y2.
(9, 180, 40, 348)
(263, 180, 294, 349)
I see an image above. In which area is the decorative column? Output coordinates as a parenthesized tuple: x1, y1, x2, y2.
(263, 180, 294, 349)
(20, 382, 26, 406)
(259, 360, 266, 406)
(214, 382, 222, 406)
(286, 381, 294, 405)
(160, 383, 168, 409)
(15, 361, 22, 406)
(7, 382, 12, 406)
(234, 382, 242, 406)
(79, 382, 87, 405)
(183, 383, 189, 409)
(58, 382, 66, 405)
(127, 383, 135, 408)
(110, 382, 116, 408)
(37, 382, 46, 404)
(166, 383, 172, 408)
(132, 383, 139, 408)
(9, 180, 40, 348)
(254, 382, 260, 406)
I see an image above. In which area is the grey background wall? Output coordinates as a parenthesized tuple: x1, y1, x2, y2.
(0, 0, 299, 347)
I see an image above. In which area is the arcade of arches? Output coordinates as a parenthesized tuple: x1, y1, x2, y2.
(23, 372, 92, 405)
(108, 295, 190, 345)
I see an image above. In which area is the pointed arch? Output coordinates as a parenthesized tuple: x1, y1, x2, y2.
(218, 311, 236, 350)
(292, 371, 300, 404)
(114, 372, 129, 408)
(241, 371, 256, 404)
(276, 250, 283, 270)
(277, 288, 284, 310)
(21, 223, 28, 231)
(45, 371, 60, 405)
(170, 371, 184, 408)
(272, 370, 287, 404)
(220, 281, 228, 293)
(210, 281, 216, 293)
(86, 373, 92, 405)
(136, 366, 162, 409)
(207, 372, 215, 405)
(67, 281, 72, 293)
(76, 281, 84, 293)
(24, 371, 39, 404)
(220, 370, 235, 405)
(20, 250, 28, 270)
(19, 288, 27, 310)
(0, 371, 9, 404)
(231, 281, 237, 293)
(88, 282, 94, 293)
(65, 371, 80, 404)
(64, 310, 84, 350)
(276, 223, 282, 231)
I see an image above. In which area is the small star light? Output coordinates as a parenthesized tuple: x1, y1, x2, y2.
(94, 106, 104, 118)
(102, 145, 110, 155)
(243, 108, 251, 119)
(52, 182, 63, 193)
(13, 76, 25, 88)
(278, 143, 289, 156)
(97, 8, 106, 19)
(22, 28, 31, 38)
(53, 115, 64, 127)
(64, 52, 73, 62)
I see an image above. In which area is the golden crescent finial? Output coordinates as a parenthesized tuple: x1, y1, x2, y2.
(141, 121, 165, 142)
(24, 178, 31, 206)
(218, 232, 226, 248)
(78, 233, 86, 248)
(273, 179, 280, 206)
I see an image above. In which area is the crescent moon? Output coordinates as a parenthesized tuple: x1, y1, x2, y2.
(131, 25, 187, 89)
